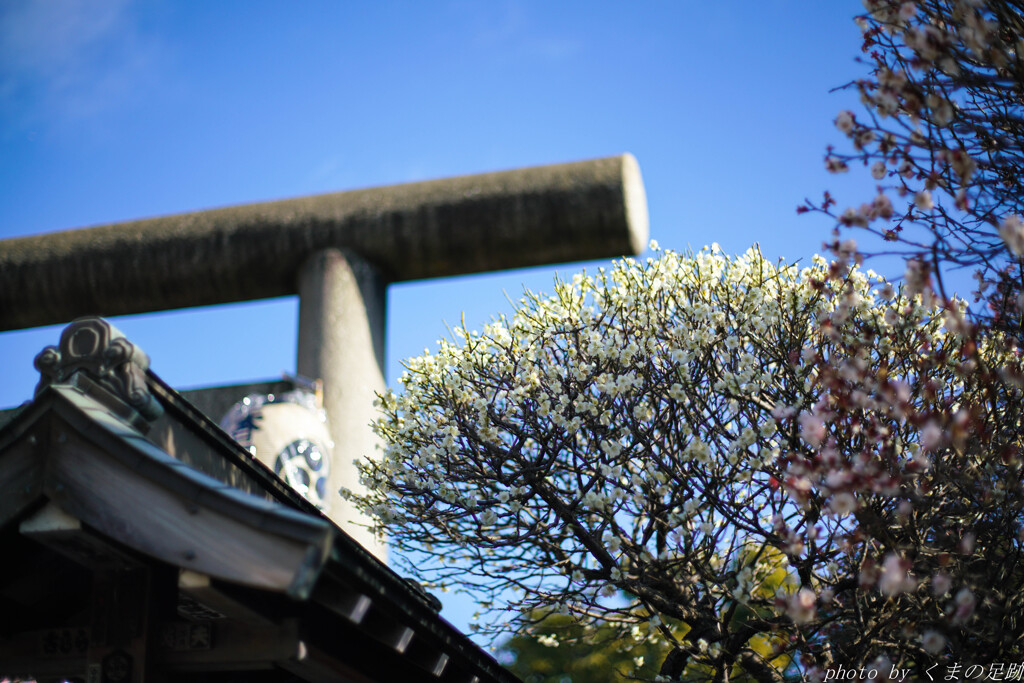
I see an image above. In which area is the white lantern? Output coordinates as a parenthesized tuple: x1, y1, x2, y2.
(220, 388, 333, 511)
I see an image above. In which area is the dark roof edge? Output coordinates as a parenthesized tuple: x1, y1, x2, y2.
(147, 374, 519, 679)
(319, 548, 521, 683)
(145, 371, 505, 657)
(144, 369, 326, 515)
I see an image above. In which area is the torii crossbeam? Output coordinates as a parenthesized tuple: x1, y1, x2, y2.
(0, 154, 648, 556)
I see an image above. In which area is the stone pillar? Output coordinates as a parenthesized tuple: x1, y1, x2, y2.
(297, 248, 387, 561)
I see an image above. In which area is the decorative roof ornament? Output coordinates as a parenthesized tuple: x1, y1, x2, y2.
(34, 317, 163, 421)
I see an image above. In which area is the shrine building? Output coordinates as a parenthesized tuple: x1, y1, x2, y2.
(0, 156, 647, 682)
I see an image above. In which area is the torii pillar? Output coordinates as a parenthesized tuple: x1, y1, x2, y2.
(0, 154, 649, 558)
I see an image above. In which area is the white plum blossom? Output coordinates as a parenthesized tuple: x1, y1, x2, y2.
(932, 572, 952, 596)
(537, 633, 559, 648)
(921, 629, 946, 655)
(914, 190, 934, 211)
(904, 258, 933, 301)
(953, 587, 977, 624)
(898, 2, 917, 21)
(835, 110, 856, 134)
(999, 214, 1024, 256)
(784, 587, 817, 624)
(799, 411, 827, 447)
(827, 156, 850, 173)
(829, 491, 858, 516)
(879, 553, 916, 595)
(347, 244, 1022, 677)
(919, 420, 944, 451)
(872, 193, 894, 219)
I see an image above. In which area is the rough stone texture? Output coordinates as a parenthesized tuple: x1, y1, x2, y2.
(297, 248, 388, 559)
(0, 154, 648, 331)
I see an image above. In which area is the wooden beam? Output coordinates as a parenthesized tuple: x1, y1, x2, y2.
(177, 570, 272, 623)
(18, 500, 141, 572)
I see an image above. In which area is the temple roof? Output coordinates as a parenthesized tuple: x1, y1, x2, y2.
(0, 317, 519, 683)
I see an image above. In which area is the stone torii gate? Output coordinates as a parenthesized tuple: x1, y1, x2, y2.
(0, 154, 648, 557)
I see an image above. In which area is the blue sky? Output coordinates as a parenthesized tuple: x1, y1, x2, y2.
(1, 0, 879, 638)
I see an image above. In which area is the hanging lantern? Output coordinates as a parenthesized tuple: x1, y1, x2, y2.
(220, 383, 333, 511)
